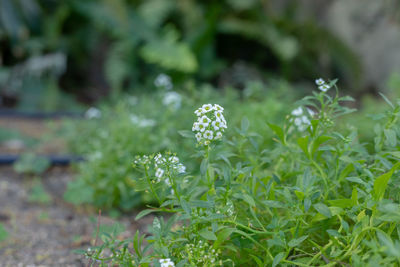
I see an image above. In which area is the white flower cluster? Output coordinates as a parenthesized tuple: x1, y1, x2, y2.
(154, 153, 186, 186)
(192, 104, 227, 145)
(159, 258, 175, 267)
(155, 73, 173, 90)
(184, 241, 221, 266)
(315, 78, 331, 92)
(133, 155, 151, 166)
(85, 107, 101, 119)
(163, 91, 182, 110)
(290, 107, 315, 132)
(130, 114, 156, 128)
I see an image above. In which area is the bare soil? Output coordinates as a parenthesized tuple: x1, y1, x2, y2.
(0, 167, 153, 266)
(0, 118, 67, 155)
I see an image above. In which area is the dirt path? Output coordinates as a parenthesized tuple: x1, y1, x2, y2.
(0, 167, 152, 266)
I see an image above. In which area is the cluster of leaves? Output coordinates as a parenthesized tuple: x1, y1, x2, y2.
(83, 81, 400, 266)
(64, 80, 293, 212)
(1, 0, 360, 103)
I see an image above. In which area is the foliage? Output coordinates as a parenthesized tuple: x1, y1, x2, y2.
(83, 80, 400, 266)
(13, 152, 50, 175)
(64, 80, 294, 211)
(1, 0, 361, 103)
(0, 223, 8, 243)
(28, 179, 52, 204)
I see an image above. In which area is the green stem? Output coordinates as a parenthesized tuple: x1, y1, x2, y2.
(145, 168, 161, 204)
(307, 240, 333, 265)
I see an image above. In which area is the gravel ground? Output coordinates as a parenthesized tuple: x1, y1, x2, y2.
(0, 167, 153, 267)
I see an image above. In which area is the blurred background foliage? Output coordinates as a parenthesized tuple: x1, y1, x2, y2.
(0, 0, 370, 110)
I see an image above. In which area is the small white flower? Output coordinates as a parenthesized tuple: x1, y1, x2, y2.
(85, 107, 101, 119)
(192, 122, 200, 131)
(198, 123, 206, 132)
(195, 132, 202, 141)
(294, 117, 302, 126)
(130, 115, 156, 127)
(215, 131, 222, 139)
(199, 115, 211, 125)
(163, 91, 181, 110)
(301, 116, 311, 125)
(154, 153, 162, 163)
(220, 120, 227, 129)
(307, 108, 315, 117)
(212, 120, 221, 131)
(177, 163, 186, 173)
(155, 168, 164, 178)
(315, 78, 325, 86)
(214, 111, 224, 120)
(214, 104, 224, 111)
(319, 84, 330, 92)
(164, 177, 171, 186)
(159, 258, 175, 267)
(154, 74, 173, 90)
(194, 108, 203, 116)
(291, 107, 303, 116)
(169, 156, 179, 164)
(201, 104, 214, 113)
(204, 130, 214, 140)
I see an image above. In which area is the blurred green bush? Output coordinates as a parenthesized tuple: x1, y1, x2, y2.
(1, 0, 361, 104)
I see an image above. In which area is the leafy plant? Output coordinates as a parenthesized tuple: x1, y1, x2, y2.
(0, 223, 8, 243)
(83, 79, 400, 266)
(64, 80, 293, 211)
(28, 179, 52, 204)
(13, 153, 50, 175)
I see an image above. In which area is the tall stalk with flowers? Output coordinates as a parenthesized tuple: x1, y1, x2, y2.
(192, 104, 227, 189)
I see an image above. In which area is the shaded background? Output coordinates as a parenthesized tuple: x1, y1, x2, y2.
(1, 0, 400, 110)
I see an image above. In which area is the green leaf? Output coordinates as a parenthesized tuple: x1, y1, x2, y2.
(294, 190, 304, 201)
(0, 223, 8, 242)
(241, 117, 250, 132)
(200, 158, 208, 176)
(135, 209, 156, 220)
(180, 199, 191, 215)
(242, 194, 256, 207)
(327, 199, 353, 208)
(267, 123, 285, 144)
(338, 163, 354, 182)
(351, 187, 358, 205)
(178, 130, 194, 138)
(140, 27, 197, 72)
(288, 235, 308, 247)
(297, 136, 309, 156)
(250, 255, 264, 267)
(199, 228, 217, 240)
(133, 231, 140, 256)
(373, 162, 400, 201)
(262, 200, 285, 208)
(272, 252, 285, 267)
(214, 227, 235, 248)
(384, 129, 397, 147)
(314, 203, 332, 218)
(311, 135, 332, 156)
(377, 231, 400, 257)
(379, 92, 395, 109)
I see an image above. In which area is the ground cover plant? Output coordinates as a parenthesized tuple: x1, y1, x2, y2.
(64, 79, 294, 212)
(81, 79, 400, 266)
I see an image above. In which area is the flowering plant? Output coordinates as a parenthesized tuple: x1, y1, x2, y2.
(83, 80, 400, 266)
(192, 104, 227, 145)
